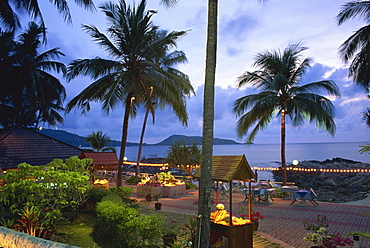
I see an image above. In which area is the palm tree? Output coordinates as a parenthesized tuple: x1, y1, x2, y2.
(86, 131, 116, 152)
(0, 22, 66, 128)
(135, 29, 193, 176)
(159, 0, 218, 245)
(165, 141, 201, 182)
(0, 0, 95, 32)
(66, 0, 192, 187)
(233, 43, 341, 185)
(337, 1, 370, 91)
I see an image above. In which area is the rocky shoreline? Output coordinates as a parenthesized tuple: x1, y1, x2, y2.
(272, 157, 370, 203)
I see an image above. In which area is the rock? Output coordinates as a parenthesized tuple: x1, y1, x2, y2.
(272, 157, 370, 203)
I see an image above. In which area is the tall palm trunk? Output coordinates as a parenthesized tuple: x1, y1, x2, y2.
(281, 109, 287, 185)
(117, 93, 134, 187)
(198, 0, 218, 246)
(136, 108, 150, 176)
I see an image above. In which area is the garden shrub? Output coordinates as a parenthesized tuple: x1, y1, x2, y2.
(124, 213, 165, 247)
(125, 175, 142, 185)
(109, 186, 135, 202)
(92, 199, 165, 248)
(186, 182, 197, 189)
(87, 187, 111, 204)
(100, 194, 123, 205)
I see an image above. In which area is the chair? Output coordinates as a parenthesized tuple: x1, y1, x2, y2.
(258, 188, 270, 203)
(309, 188, 319, 206)
(220, 183, 229, 198)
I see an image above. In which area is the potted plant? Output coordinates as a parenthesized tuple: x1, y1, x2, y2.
(303, 215, 353, 248)
(239, 204, 264, 231)
(153, 193, 162, 210)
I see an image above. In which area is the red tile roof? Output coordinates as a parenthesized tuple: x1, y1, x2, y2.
(0, 126, 83, 170)
(80, 152, 119, 166)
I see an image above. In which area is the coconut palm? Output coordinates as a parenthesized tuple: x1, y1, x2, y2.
(337, 1, 370, 91)
(0, 0, 95, 32)
(233, 43, 341, 185)
(86, 131, 116, 152)
(0, 22, 66, 128)
(135, 29, 193, 176)
(159, 0, 218, 245)
(66, 0, 192, 186)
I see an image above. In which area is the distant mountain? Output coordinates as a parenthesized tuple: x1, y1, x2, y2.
(36, 129, 245, 147)
(36, 129, 139, 147)
(153, 134, 243, 146)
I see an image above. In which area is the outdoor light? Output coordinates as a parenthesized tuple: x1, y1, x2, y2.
(292, 160, 299, 166)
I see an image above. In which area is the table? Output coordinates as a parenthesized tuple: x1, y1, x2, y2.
(290, 190, 319, 207)
(280, 186, 298, 193)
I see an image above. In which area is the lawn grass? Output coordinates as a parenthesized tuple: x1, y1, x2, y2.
(54, 213, 99, 248)
(53, 206, 287, 248)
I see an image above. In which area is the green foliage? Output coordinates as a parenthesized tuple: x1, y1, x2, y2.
(303, 215, 353, 247)
(185, 182, 197, 189)
(86, 130, 116, 152)
(124, 214, 165, 247)
(359, 143, 370, 154)
(125, 175, 142, 184)
(14, 206, 53, 239)
(109, 186, 135, 202)
(165, 141, 201, 177)
(137, 184, 154, 198)
(100, 194, 123, 205)
(87, 187, 111, 204)
(92, 199, 165, 247)
(0, 156, 91, 229)
(0, 22, 66, 128)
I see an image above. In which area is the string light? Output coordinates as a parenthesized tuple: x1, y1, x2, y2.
(251, 166, 370, 173)
(120, 162, 370, 173)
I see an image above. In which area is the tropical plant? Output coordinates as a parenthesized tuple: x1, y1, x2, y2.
(0, 0, 95, 33)
(165, 141, 201, 182)
(66, 0, 192, 187)
(233, 43, 341, 185)
(303, 215, 353, 248)
(0, 156, 92, 222)
(85, 130, 115, 152)
(13, 206, 52, 239)
(337, 0, 370, 92)
(135, 28, 193, 177)
(0, 22, 66, 128)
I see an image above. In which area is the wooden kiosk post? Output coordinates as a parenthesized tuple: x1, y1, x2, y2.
(193, 155, 257, 248)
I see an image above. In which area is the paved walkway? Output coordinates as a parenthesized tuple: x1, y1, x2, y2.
(123, 184, 370, 247)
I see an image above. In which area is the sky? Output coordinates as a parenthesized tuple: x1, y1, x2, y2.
(31, 0, 370, 144)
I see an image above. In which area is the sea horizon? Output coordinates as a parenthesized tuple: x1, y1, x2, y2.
(105, 141, 370, 181)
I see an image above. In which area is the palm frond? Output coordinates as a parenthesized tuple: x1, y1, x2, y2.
(67, 58, 121, 81)
(337, 1, 370, 25)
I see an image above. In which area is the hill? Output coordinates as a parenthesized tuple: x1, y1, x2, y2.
(153, 134, 243, 146)
(36, 128, 138, 147)
(36, 129, 244, 147)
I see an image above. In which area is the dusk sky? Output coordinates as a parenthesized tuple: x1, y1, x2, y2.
(33, 0, 370, 144)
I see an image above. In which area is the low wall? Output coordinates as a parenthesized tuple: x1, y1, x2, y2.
(0, 227, 79, 248)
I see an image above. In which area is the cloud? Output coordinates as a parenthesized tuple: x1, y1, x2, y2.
(29, 0, 370, 145)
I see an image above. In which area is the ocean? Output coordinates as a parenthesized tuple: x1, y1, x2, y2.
(117, 141, 370, 180)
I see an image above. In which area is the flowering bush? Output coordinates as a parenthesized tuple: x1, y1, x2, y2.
(182, 216, 199, 245)
(303, 215, 353, 248)
(239, 204, 264, 222)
